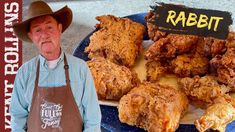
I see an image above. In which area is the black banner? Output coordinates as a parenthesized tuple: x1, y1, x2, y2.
(151, 3, 233, 39)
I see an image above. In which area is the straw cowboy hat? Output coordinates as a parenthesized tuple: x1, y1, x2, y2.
(13, 1, 72, 42)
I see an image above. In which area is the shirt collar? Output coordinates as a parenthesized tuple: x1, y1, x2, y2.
(39, 50, 64, 69)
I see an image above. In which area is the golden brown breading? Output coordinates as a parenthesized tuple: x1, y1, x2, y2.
(194, 37, 225, 57)
(178, 75, 231, 105)
(212, 94, 235, 108)
(171, 53, 209, 77)
(210, 48, 235, 90)
(217, 68, 235, 91)
(203, 37, 227, 58)
(87, 57, 140, 100)
(195, 103, 235, 132)
(85, 15, 145, 67)
(145, 11, 168, 41)
(118, 82, 188, 132)
(145, 60, 170, 82)
(194, 33, 235, 58)
(145, 37, 175, 60)
(145, 34, 198, 60)
(226, 32, 235, 48)
(193, 37, 206, 56)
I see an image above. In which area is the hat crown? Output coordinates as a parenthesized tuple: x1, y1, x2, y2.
(28, 1, 53, 20)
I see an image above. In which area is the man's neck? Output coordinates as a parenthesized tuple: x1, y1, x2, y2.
(47, 57, 60, 69)
(43, 49, 61, 61)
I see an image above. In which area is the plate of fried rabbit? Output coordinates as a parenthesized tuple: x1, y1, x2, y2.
(73, 11, 235, 132)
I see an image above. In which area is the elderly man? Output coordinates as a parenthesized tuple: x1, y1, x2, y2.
(10, 1, 101, 132)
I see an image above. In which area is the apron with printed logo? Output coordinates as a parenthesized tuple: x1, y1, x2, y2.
(27, 55, 83, 132)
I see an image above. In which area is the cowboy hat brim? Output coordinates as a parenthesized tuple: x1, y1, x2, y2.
(13, 6, 72, 42)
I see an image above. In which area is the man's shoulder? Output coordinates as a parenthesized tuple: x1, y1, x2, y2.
(65, 53, 90, 74)
(18, 56, 38, 73)
(65, 53, 86, 65)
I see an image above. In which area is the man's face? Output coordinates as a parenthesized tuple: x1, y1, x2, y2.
(28, 15, 62, 59)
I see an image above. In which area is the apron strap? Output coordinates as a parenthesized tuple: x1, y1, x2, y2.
(63, 54, 71, 87)
(30, 59, 40, 112)
(35, 60, 40, 87)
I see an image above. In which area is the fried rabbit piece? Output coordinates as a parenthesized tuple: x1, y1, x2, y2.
(171, 53, 209, 77)
(226, 32, 235, 48)
(118, 82, 188, 132)
(145, 34, 198, 60)
(213, 94, 235, 108)
(196, 33, 235, 58)
(87, 57, 139, 100)
(146, 60, 170, 82)
(178, 75, 231, 104)
(195, 103, 235, 132)
(210, 48, 235, 90)
(203, 37, 227, 58)
(85, 15, 145, 67)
